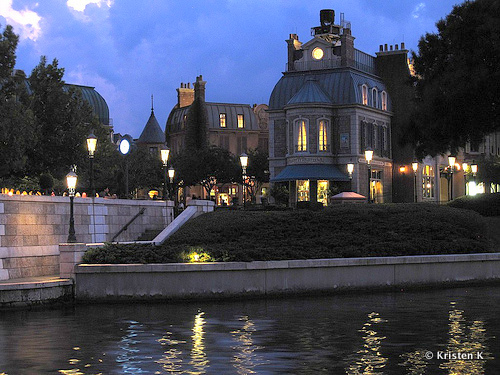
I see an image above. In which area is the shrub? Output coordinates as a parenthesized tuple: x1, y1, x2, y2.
(448, 193, 500, 216)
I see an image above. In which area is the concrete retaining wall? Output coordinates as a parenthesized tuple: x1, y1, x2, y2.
(0, 195, 173, 280)
(74, 253, 500, 301)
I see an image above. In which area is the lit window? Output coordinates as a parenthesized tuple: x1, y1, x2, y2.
(219, 113, 226, 128)
(312, 47, 324, 60)
(362, 85, 368, 105)
(422, 165, 435, 199)
(296, 120, 307, 152)
(372, 88, 378, 108)
(318, 119, 329, 152)
(381, 91, 387, 111)
(237, 114, 244, 128)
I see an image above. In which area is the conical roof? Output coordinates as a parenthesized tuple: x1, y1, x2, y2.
(137, 110, 165, 144)
(286, 78, 332, 105)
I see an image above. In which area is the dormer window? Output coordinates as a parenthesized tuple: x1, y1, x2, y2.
(219, 113, 226, 128)
(372, 88, 378, 108)
(362, 85, 368, 105)
(237, 114, 245, 128)
(381, 91, 387, 111)
(312, 47, 324, 60)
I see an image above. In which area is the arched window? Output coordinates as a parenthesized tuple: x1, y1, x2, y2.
(381, 91, 387, 111)
(362, 85, 368, 105)
(372, 88, 378, 108)
(318, 119, 329, 152)
(295, 119, 308, 152)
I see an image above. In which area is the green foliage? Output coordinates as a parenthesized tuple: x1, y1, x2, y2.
(82, 243, 179, 264)
(82, 204, 492, 264)
(39, 172, 54, 192)
(246, 148, 269, 202)
(270, 183, 289, 205)
(409, 0, 500, 157)
(173, 145, 239, 196)
(184, 96, 208, 151)
(448, 193, 500, 217)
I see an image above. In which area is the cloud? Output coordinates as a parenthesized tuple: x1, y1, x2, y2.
(0, 0, 42, 41)
(412, 3, 426, 19)
(66, 0, 113, 13)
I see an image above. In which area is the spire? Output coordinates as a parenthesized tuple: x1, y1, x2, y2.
(151, 94, 154, 113)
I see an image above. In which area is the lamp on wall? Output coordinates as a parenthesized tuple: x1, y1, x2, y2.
(66, 169, 78, 243)
(364, 149, 373, 203)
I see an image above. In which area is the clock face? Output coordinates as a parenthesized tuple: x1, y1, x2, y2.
(119, 139, 130, 155)
(312, 47, 324, 60)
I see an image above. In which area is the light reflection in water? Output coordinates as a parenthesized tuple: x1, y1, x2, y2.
(439, 301, 492, 375)
(189, 311, 209, 374)
(346, 312, 388, 375)
(116, 320, 148, 374)
(231, 315, 264, 374)
(156, 332, 186, 372)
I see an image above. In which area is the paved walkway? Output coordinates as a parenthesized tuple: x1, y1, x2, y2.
(0, 275, 72, 290)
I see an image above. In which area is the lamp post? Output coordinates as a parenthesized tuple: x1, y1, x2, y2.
(160, 145, 170, 200)
(462, 162, 469, 195)
(168, 166, 175, 200)
(240, 153, 248, 208)
(119, 138, 131, 198)
(347, 163, 354, 191)
(364, 149, 373, 203)
(412, 161, 418, 203)
(471, 162, 478, 195)
(66, 170, 78, 243)
(86, 131, 97, 198)
(448, 156, 456, 201)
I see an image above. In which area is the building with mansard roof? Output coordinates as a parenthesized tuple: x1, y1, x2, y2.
(269, 9, 396, 205)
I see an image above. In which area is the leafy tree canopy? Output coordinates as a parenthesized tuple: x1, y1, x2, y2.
(410, 0, 500, 157)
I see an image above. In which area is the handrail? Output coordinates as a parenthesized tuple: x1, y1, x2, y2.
(111, 207, 146, 242)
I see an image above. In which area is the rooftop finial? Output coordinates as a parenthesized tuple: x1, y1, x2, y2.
(151, 94, 154, 112)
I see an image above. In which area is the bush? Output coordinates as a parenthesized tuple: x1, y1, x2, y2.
(82, 204, 492, 264)
(448, 193, 500, 216)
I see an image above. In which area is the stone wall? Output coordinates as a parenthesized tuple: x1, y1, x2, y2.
(74, 253, 500, 301)
(0, 195, 173, 280)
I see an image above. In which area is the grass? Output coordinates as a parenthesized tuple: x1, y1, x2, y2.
(82, 203, 494, 264)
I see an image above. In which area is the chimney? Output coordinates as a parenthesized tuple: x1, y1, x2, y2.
(194, 75, 207, 102)
(340, 27, 355, 67)
(286, 34, 302, 71)
(177, 82, 194, 108)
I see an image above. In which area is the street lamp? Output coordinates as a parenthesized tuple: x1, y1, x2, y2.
(160, 145, 170, 200)
(364, 149, 373, 203)
(240, 153, 248, 208)
(66, 170, 78, 243)
(86, 131, 97, 198)
(347, 163, 354, 191)
(448, 155, 456, 201)
(119, 137, 131, 198)
(462, 162, 469, 195)
(168, 166, 175, 200)
(412, 161, 418, 203)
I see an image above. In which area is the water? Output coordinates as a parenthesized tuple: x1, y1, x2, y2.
(0, 285, 499, 374)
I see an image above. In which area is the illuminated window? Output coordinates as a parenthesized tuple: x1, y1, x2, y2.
(297, 180, 309, 202)
(317, 180, 329, 206)
(318, 119, 329, 152)
(219, 113, 226, 128)
(295, 119, 308, 152)
(381, 91, 387, 111)
(422, 165, 435, 199)
(237, 114, 244, 128)
(362, 85, 368, 105)
(372, 88, 378, 108)
(312, 47, 324, 60)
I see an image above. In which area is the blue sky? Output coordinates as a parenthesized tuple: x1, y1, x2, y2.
(1, 0, 461, 137)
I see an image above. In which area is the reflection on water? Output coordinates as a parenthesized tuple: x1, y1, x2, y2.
(190, 311, 209, 374)
(346, 312, 388, 375)
(439, 302, 491, 375)
(0, 286, 498, 374)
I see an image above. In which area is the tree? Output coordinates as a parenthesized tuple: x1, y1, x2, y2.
(409, 0, 500, 157)
(0, 25, 36, 179)
(245, 148, 269, 202)
(184, 94, 208, 151)
(173, 146, 239, 197)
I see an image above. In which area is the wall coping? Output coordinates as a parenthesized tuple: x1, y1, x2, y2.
(75, 252, 500, 274)
(0, 194, 173, 206)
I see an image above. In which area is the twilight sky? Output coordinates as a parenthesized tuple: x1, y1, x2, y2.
(1, 0, 461, 138)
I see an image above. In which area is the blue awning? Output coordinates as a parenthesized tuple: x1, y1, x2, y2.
(271, 164, 350, 182)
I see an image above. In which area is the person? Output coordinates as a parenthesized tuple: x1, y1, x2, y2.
(99, 187, 111, 198)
